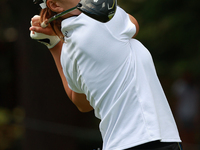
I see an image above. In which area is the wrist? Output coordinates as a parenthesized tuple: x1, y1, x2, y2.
(49, 40, 63, 51)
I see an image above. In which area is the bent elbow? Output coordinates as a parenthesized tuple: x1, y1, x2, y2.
(77, 107, 94, 113)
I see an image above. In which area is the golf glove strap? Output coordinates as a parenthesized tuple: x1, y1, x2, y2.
(30, 31, 60, 49)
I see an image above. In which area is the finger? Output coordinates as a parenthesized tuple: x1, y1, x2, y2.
(32, 21, 40, 27)
(30, 20, 40, 27)
(32, 15, 40, 21)
(30, 26, 55, 35)
(31, 15, 41, 26)
(30, 26, 44, 33)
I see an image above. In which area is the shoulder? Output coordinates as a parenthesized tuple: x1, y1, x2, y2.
(105, 6, 137, 40)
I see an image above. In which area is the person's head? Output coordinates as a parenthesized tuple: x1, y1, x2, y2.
(46, 0, 81, 13)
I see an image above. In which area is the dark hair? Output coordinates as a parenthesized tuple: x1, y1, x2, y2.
(40, 7, 64, 40)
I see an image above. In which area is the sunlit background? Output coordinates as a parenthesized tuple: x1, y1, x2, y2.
(0, 0, 199, 149)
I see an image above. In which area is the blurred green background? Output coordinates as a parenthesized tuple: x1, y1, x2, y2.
(0, 0, 199, 149)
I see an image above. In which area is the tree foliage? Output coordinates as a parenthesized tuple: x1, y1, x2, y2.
(119, 0, 200, 78)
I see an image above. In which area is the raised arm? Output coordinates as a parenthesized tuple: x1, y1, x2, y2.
(49, 42, 93, 112)
(30, 16, 93, 112)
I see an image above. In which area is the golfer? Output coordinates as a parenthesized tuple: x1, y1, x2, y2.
(29, 0, 183, 149)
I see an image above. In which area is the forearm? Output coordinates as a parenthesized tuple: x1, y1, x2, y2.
(49, 41, 73, 100)
(49, 42, 93, 112)
(30, 15, 93, 112)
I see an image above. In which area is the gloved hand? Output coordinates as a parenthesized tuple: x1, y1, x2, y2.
(30, 31, 60, 49)
(30, 15, 60, 49)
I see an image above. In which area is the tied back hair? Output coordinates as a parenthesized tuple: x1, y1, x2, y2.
(40, 7, 64, 40)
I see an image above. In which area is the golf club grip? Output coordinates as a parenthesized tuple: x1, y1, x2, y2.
(41, 20, 49, 28)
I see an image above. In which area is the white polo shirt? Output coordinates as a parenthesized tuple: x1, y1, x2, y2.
(60, 6, 181, 150)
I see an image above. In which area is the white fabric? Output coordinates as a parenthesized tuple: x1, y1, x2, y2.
(40, 0, 46, 9)
(60, 6, 181, 150)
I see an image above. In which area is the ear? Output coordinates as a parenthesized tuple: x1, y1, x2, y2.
(46, 0, 64, 13)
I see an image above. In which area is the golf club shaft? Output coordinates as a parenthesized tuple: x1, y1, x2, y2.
(41, 6, 77, 28)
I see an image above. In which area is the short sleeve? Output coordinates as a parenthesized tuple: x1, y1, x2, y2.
(105, 6, 136, 41)
(65, 75, 83, 94)
(61, 43, 84, 94)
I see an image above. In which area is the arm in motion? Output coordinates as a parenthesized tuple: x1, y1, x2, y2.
(30, 16, 93, 112)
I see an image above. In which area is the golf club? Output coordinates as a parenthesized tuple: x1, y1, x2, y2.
(34, 0, 117, 28)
